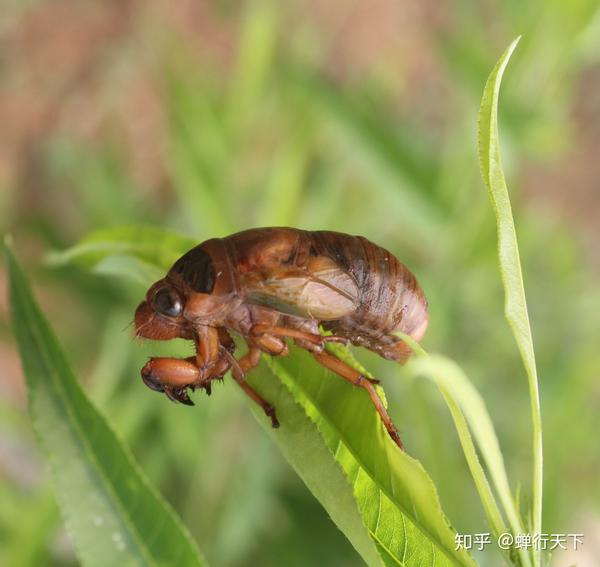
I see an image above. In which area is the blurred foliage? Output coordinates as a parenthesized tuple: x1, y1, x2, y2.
(1, 0, 600, 566)
(5, 242, 207, 567)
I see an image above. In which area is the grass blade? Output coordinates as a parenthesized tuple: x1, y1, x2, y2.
(4, 239, 207, 567)
(395, 332, 508, 543)
(407, 354, 530, 567)
(478, 37, 543, 567)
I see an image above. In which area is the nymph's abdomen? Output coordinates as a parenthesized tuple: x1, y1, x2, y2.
(308, 231, 429, 361)
(223, 228, 428, 361)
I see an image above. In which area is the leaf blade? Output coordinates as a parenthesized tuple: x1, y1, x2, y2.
(407, 354, 529, 567)
(4, 240, 207, 567)
(478, 36, 543, 567)
(244, 359, 385, 567)
(257, 348, 477, 567)
(47, 225, 197, 271)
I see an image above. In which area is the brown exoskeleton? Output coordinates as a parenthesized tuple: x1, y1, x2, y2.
(134, 228, 428, 448)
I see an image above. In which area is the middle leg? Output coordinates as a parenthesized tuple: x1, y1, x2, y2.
(250, 323, 378, 385)
(224, 346, 280, 428)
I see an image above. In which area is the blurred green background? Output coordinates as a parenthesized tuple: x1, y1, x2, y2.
(1, 1, 599, 565)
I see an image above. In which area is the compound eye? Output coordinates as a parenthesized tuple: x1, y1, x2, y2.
(152, 287, 183, 318)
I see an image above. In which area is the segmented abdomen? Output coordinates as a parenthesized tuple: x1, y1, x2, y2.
(308, 231, 428, 344)
(223, 227, 428, 360)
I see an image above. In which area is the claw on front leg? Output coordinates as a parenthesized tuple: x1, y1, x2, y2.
(164, 386, 195, 406)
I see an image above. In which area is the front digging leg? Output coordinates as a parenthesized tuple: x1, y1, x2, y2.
(140, 326, 237, 405)
(141, 356, 202, 405)
(141, 354, 232, 405)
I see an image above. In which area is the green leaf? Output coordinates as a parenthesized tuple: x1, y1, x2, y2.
(243, 357, 384, 567)
(394, 332, 514, 564)
(478, 37, 543, 567)
(92, 254, 165, 287)
(47, 225, 197, 274)
(3, 239, 207, 567)
(249, 348, 477, 567)
(406, 354, 529, 567)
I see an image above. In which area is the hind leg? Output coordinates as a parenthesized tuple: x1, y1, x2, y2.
(250, 323, 379, 386)
(250, 323, 348, 350)
(244, 325, 390, 437)
(312, 350, 403, 449)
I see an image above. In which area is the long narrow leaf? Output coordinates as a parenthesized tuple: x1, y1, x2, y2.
(4, 239, 207, 567)
(394, 332, 509, 556)
(407, 355, 530, 567)
(478, 37, 543, 567)
(47, 225, 196, 271)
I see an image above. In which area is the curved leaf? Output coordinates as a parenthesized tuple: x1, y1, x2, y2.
(478, 36, 543, 567)
(4, 240, 207, 567)
(406, 355, 529, 567)
(394, 332, 510, 558)
(46, 225, 196, 272)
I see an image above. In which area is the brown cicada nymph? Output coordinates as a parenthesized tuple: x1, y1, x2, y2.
(134, 228, 428, 448)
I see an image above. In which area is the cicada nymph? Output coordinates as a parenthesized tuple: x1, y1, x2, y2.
(134, 228, 428, 448)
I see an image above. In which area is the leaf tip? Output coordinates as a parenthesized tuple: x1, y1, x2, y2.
(506, 35, 522, 59)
